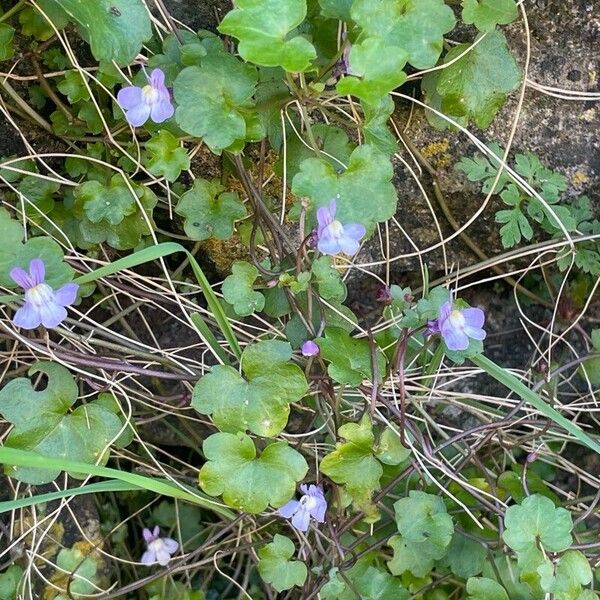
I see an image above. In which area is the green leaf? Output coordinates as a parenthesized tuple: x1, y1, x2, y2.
(17, 175, 60, 216)
(219, 0, 316, 72)
(388, 491, 454, 577)
(349, 0, 455, 69)
(150, 501, 203, 546)
(435, 31, 521, 129)
(0, 565, 22, 600)
(539, 550, 593, 599)
(503, 494, 573, 553)
(317, 327, 386, 386)
(292, 144, 397, 230)
(275, 123, 355, 181)
(72, 175, 157, 249)
(54, 546, 98, 597)
(192, 340, 308, 436)
(46, 0, 152, 64)
(375, 427, 411, 465)
(443, 532, 486, 578)
(319, 0, 353, 20)
(19, 4, 66, 41)
(320, 414, 384, 516)
(174, 47, 258, 152)
(496, 208, 533, 248)
(57, 70, 90, 103)
(0, 24, 15, 61)
(462, 0, 518, 32)
(198, 432, 308, 513)
(145, 130, 190, 182)
(0, 362, 123, 484)
(362, 96, 398, 154)
(175, 178, 247, 241)
(221, 261, 265, 317)
(311, 256, 346, 301)
(466, 577, 509, 600)
(258, 534, 307, 593)
(337, 37, 408, 103)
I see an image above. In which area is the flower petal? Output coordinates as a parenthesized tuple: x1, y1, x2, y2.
(13, 302, 41, 329)
(462, 307, 485, 329)
(316, 204, 333, 234)
(152, 525, 160, 538)
(442, 326, 469, 351)
(439, 301, 452, 322)
(124, 103, 151, 127)
(311, 497, 327, 523)
(9, 267, 33, 290)
(54, 283, 79, 307)
(338, 234, 360, 255)
(464, 325, 486, 341)
(150, 99, 174, 123)
(149, 68, 166, 88)
(142, 528, 154, 544)
(155, 548, 171, 566)
(343, 223, 366, 242)
(38, 300, 67, 329)
(278, 499, 300, 519)
(317, 236, 342, 256)
(161, 538, 179, 554)
(29, 258, 45, 285)
(141, 550, 156, 565)
(291, 508, 311, 532)
(117, 86, 143, 110)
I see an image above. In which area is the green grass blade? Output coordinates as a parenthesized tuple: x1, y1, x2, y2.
(0, 446, 235, 520)
(472, 354, 600, 454)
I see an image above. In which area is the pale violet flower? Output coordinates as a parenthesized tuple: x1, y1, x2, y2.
(141, 526, 179, 566)
(301, 340, 319, 357)
(278, 484, 327, 532)
(316, 199, 365, 256)
(438, 300, 486, 351)
(10, 259, 78, 330)
(117, 68, 174, 127)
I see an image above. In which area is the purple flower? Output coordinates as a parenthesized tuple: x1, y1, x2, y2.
(278, 484, 327, 532)
(438, 301, 486, 351)
(141, 526, 179, 566)
(301, 340, 319, 357)
(10, 259, 78, 330)
(316, 199, 366, 256)
(117, 68, 174, 127)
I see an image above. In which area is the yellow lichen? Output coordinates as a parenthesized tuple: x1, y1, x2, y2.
(420, 140, 452, 169)
(571, 170, 589, 188)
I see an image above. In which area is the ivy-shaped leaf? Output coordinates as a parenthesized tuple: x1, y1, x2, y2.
(17, 175, 60, 217)
(174, 43, 259, 153)
(0, 565, 22, 600)
(349, 0, 455, 69)
(258, 535, 307, 593)
(19, 1, 68, 41)
(388, 491, 454, 577)
(311, 256, 346, 301)
(503, 494, 573, 553)
(145, 130, 190, 182)
(442, 532, 486, 579)
(219, 0, 316, 72)
(292, 144, 397, 230)
(52, 546, 99, 598)
(538, 550, 593, 599)
(320, 414, 384, 518)
(317, 327, 386, 386)
(0, 24, 15, 61)
(321, 564, 409, 600)
(46, 0, 152, 64)
(192, 340, 308, 437)
(222, 261, 265, 316)
(57, 70, 90, 103)
(72, 174, 157, 250)
(337, 37, 408, 104)
(375, 427, 411, 465)
(0, 208, 75, 289)
(466, 577, 509, 600)
(0, 362, 123, 484)
(435, 31, 521, 129)
(198, 432, 308, 513)
(175, 178, 247, 241)
(462, 0, 518, 32)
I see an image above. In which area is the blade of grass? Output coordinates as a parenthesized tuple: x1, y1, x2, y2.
(472, 353, 600, 454)
(0, 446, 235, 519)
(73, 241, 241, 362)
